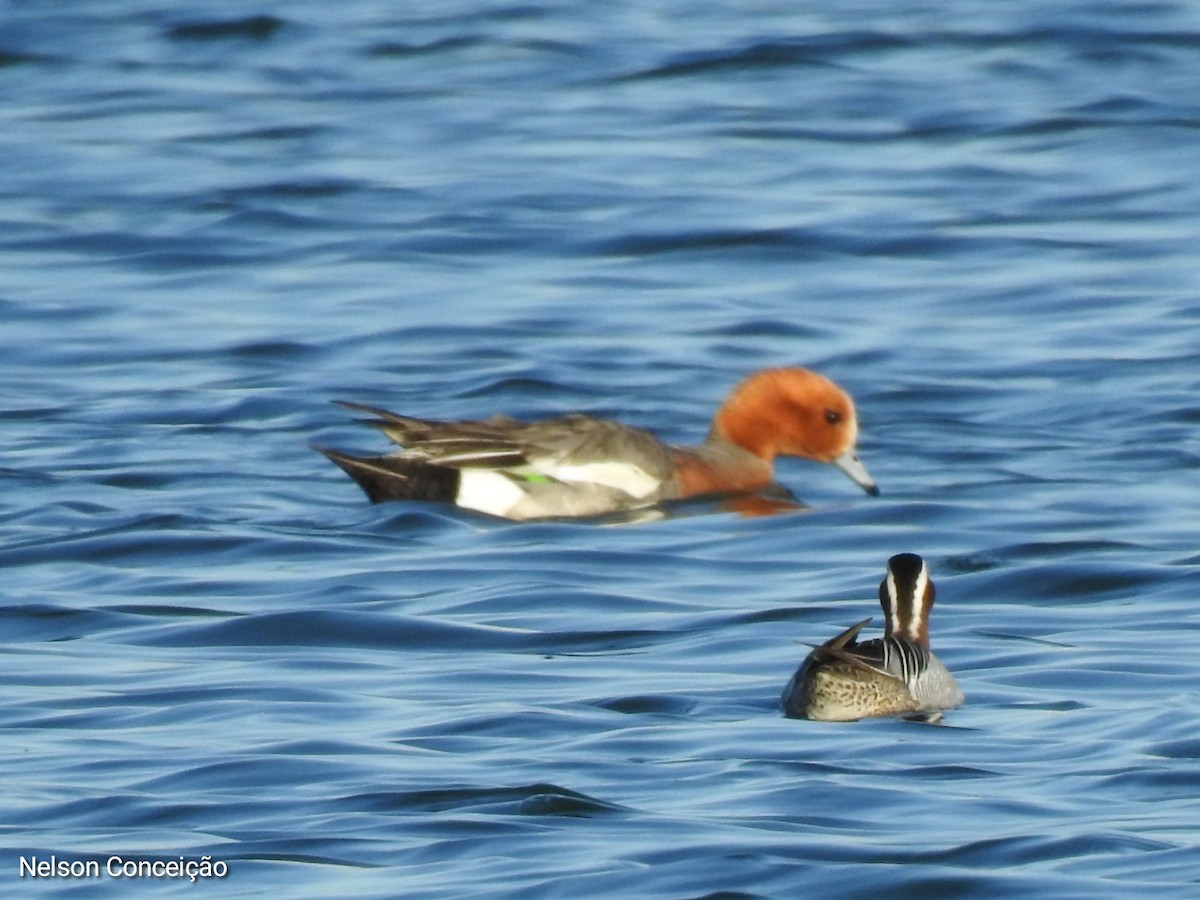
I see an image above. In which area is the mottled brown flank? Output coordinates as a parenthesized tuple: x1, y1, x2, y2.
(803, 663, 920, 722)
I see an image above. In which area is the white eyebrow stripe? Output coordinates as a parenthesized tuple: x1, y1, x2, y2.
(886, 570, 901, 635)
(886, 560, 929, 640)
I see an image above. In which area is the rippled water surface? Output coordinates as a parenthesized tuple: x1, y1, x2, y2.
(3, 1, 1200, 896)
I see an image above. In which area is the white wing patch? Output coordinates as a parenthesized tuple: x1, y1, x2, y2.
(457, 461, 662, 518)
(539, 461, 661, 499)
(456, 469, 527, 518)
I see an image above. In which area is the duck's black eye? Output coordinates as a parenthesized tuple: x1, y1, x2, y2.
(825, 409, 842, 425)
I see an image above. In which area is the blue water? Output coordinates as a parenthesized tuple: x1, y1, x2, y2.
(3, 1, 1200, 896)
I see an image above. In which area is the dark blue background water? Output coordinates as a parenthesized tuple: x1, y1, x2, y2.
(3, 1, 1199, 896)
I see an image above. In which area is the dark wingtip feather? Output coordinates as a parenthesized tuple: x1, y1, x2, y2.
(314, 446, 459, 505)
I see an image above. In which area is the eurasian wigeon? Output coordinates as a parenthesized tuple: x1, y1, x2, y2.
(316, 366, 878, 521)
(781, 553, 963, 722)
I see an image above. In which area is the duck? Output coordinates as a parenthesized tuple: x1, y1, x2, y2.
(315, 367, 878, 521)
(781, 553, 963, 722)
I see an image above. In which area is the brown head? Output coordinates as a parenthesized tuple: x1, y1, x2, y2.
(709, 367, 878, 494)
(879, 552, 935, 646)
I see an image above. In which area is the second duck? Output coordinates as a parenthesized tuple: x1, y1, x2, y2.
(782, 553, 963, 722)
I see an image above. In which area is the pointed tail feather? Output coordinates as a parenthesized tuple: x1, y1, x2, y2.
(314, 446, 460, 504)
(818, 617, 872, 651)
(805, 618, 901, 680)
(332, 401, 434, 448)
